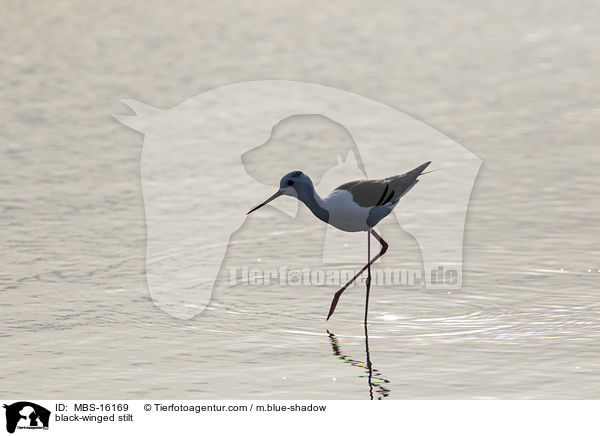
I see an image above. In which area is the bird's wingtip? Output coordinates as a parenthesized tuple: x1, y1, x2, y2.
(413, 161, 432, 174)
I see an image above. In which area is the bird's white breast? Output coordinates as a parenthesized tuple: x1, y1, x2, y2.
(323, 190, 372, 232)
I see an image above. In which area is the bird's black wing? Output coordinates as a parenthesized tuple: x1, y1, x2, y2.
(334, 161, 431, 208)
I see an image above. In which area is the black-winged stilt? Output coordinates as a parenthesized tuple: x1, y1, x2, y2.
(247, 161, 431, 324)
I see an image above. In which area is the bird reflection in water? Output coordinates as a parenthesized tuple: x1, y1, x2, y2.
(327, 326, 391, 400)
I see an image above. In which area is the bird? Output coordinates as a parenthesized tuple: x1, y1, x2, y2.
(247, 161, 432, 324)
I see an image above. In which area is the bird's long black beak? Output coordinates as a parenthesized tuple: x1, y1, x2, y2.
(247, 190, 283, 214)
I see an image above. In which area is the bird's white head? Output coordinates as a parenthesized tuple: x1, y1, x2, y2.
(247, 170, 314, 214)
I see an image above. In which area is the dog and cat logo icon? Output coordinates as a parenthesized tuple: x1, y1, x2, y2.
(3, 402, 50, 433)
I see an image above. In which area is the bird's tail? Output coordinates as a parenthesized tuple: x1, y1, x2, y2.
(412, 161, 432, 176)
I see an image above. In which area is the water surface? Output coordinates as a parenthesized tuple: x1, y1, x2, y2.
(2, 0, 599, 399)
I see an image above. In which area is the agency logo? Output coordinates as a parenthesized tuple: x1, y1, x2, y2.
(114, 80, 481, 319)
(3, 402, 50, 434)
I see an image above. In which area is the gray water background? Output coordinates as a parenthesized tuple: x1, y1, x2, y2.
(1, 0, 599, 398)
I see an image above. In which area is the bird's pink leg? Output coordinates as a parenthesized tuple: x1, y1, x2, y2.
(364, 231, 371, 325)
(326, 229, 389, 321)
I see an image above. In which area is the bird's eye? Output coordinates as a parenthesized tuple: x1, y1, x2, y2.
(287, 180, 295, 186)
